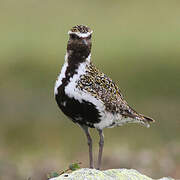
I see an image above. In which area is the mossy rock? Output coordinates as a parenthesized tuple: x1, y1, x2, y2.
(49, 168, 174, 180)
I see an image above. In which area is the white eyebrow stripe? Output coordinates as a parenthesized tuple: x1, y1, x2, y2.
(68, 31, 93, 38)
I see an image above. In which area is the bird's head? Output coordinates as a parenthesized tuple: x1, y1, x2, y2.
(67, 25, 93, 59)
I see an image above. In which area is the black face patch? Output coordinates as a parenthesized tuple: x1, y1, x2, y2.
(67, 25, 92, 64)
(67, 39, 92, 65)
(67, 41, 91, 62)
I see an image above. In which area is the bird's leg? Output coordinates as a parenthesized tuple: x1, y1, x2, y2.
(97, 129, 104, 170)
(81, 125, 94, 168)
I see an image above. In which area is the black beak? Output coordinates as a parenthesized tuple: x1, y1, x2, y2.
(82, 39, 88, 46)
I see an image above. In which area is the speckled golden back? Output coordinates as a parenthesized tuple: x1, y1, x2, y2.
(76, 62, 135, 115)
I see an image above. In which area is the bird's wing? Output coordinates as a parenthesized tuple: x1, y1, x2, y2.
(77, 62, 155, 124)
(77, 63, 139, 118)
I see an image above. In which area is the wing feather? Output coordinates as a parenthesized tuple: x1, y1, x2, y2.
(77, 62, 154, 124)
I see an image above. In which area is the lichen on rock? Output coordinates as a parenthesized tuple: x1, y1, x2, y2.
(49, 168, 174, 180)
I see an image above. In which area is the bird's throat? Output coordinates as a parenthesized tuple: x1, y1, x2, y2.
(67, 49, 91, 65)
(60, 52, 91, 87)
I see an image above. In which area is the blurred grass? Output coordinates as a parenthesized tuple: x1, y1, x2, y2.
(0, 0, 180, 179)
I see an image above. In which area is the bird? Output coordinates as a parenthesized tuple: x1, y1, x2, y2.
(54, 25, 155, 170)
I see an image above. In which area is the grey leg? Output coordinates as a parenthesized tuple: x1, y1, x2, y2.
(81, 125, 94, 168)
(97, 129, 104, 170)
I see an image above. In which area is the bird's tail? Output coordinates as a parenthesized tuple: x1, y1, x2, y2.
(139, 114, 155, 128)
(142, 114, 155, 123)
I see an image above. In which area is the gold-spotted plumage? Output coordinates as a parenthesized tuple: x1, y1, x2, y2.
(77, 62, 149, 121)
(70, 25, 91, 34)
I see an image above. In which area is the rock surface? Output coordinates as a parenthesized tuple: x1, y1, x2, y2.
(49, 168, 174, 180)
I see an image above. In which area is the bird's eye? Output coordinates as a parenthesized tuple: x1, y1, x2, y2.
(70, 34, 81, 40)
(70, 34, 76, 39)
(87, 34, 92, 39)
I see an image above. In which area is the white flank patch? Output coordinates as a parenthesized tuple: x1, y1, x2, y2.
(94, 112, 115, 130)
(54, 53, 68, 96)
(68, 30, 93, 38)
(95, 114, 146, 130)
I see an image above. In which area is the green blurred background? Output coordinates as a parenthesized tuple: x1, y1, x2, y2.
(0, 0, 180, 179)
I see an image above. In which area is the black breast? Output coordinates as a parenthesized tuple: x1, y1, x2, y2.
(55, 55, 101, 128)
(55, 87, 101, 128)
